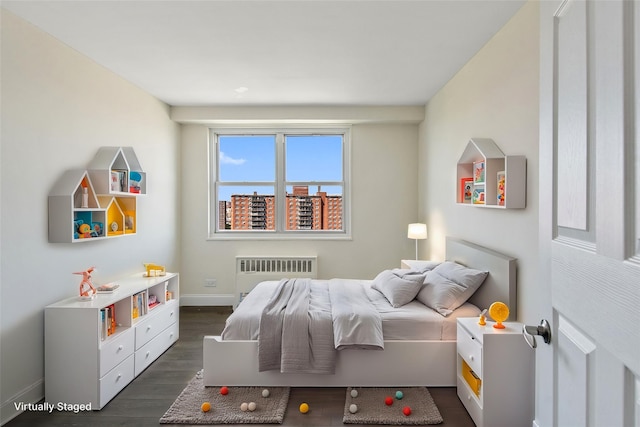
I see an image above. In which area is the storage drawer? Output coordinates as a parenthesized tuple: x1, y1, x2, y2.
(99, 354, 134, 409)
(135, 322, 179, 376)
(99, 328, 134, 377)
(135, 303, 178, 350)
(457, 324, 482, 376)
(457, 375, 483, 427)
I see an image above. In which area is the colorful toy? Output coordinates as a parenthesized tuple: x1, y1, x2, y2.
(299, 402, 310, 414)
(240, 402, 248, 412)
(262, 389, 270, 398)
(74, 267, 96, 298)
(349, 404, 358, 414)
(77, 223, 92, 238)
(248, 402, 256, 412)
(384, 396, 393, 406)
(201, 402, 211, 412)
(220, 386, 229, 395)
(143, 263, 166, 277)
(489, 301, 510, 329)
(395, 390, 404, 400)
(350, 389, 358, 398)
(403, 406, 412, 416)
(478, 308, 487, 326)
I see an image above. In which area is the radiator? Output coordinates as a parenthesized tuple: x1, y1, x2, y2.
(235, 256, 318, 303)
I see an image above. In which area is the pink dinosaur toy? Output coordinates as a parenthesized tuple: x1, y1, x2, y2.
(74, 266, 96, 297)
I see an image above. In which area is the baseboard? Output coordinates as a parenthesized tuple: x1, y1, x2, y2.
(1, 379, 43, 426)
(179, 293, 236, 306)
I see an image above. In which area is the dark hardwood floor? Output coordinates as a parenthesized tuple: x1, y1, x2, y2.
(6, 307, 475, 427)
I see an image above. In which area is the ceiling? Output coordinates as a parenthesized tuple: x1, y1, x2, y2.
(2, 0, 526, 107)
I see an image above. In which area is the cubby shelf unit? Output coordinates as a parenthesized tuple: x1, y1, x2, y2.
(456, 138, 526, 209)
(48, 147, 145, 243)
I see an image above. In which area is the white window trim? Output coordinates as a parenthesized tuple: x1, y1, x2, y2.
(208, 125, 352, 240)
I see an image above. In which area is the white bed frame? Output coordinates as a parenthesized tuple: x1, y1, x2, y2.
(202, 237, 516, 387)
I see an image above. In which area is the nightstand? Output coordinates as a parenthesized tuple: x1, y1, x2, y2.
(400, 259, 433, 269)
(456, 317, 534, 427)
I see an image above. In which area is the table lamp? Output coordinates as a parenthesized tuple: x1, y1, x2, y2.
(407, 223, 427, 260)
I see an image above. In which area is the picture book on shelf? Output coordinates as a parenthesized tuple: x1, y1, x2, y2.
(472, 187, 485, 204)
(100, 304, 116, 340)
(460, 177, 473, 203)
(497, 171, 506, 206)
(473, 161, 485, 183)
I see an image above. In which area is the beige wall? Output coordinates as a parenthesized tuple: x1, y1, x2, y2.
(176, 110, 423, 304)
(0, 11, 181, 423)
(419, 1, 539, 322)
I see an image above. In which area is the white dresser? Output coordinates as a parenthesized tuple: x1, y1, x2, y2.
(456, 317, 534, 427)
(45, 272, 179, 409)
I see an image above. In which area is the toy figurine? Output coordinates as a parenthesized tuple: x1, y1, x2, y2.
(143, 263, 166, 277)
(74, 266, 96, 298)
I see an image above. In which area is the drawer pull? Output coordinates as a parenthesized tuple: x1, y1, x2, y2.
(146, 351, 150, 358)
(147, 325, 152, 331)
(117, 345, 124, 351)
(469, 355, 474, 361)
(170, 311, 174, 316)
(116, 373, 122, 381)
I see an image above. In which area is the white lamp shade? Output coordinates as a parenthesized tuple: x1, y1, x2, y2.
(407, 223, 427, 239)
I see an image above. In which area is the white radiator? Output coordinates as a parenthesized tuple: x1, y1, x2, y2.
(235, 256, 318, 303)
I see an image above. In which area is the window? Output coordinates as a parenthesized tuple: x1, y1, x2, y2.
(209, 127, 350, 239)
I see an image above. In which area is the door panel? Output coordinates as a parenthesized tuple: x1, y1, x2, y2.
(539, 1, 640, 426)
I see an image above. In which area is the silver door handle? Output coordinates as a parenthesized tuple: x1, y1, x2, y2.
(522, 319, 552, 349)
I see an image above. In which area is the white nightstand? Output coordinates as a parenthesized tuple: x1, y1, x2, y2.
(456, 317, 534, 427)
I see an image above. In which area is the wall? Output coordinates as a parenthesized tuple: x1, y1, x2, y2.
(0, 11, 181, 424)
(418, 1, 539, 322)
(175, 106, 423, 304)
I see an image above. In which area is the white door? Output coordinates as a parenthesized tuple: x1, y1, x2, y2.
(539, 1, 640, 426)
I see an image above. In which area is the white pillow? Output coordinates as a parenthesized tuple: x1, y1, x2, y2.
(371, 269, 425, 308)
(416, 262, 488, 316)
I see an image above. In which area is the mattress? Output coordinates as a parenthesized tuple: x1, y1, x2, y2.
(221, 279, 481, 342)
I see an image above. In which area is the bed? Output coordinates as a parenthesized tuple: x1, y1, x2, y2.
(202, 237, 516, 387)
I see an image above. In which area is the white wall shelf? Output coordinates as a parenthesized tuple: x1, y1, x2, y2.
(48, 147, 144, 243)
(456, 138, 526, 209)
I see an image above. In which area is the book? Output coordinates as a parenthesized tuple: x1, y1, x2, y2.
(460, 177, 473, 203)
(472, 186, 485, 204)
(473, 161, 485, 183)
(97, 283, 120, 293)
(497, 171, 506, 206)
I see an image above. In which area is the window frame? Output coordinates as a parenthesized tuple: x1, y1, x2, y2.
(208, 126, 351, 240)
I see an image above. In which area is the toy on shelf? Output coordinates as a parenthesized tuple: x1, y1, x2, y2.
(143, 263, 166, 277)
(75, 266, 96, 299)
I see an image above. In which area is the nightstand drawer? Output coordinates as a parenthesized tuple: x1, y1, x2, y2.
(457, 375, 483, 427)
(457, 324, 482, 376)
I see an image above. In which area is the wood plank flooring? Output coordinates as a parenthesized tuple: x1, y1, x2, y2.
(6, 307, 475, 427)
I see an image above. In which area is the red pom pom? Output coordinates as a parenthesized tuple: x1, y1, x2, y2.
(220, 386, 229, 395)
(403, 406, 412, 416)
(385, 396, 393, 406)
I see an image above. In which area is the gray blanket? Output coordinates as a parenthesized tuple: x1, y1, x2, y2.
(258, 278, 336, 374)
(257, 278, 384, 374)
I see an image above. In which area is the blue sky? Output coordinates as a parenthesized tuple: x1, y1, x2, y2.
(217, 135, 343, 201)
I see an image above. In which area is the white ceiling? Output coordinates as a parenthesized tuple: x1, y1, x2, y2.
(2, 0, 526, 107)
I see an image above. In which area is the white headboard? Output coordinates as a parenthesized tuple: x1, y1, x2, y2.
(445, 236, 517, 320)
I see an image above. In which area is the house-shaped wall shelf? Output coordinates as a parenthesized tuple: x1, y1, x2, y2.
(88, 146, 147, 196)
(48, 147, 145, 243)
(456, 138, 526, 209)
